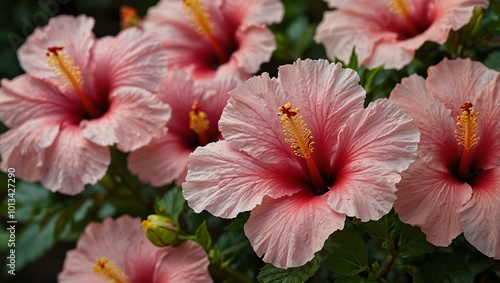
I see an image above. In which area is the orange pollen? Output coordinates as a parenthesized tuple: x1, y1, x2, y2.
(120, 6, 141, 29)
(386, 0, 419, 36)
(455, 101, 480, 150)
(182, 0, 227, 64)
(46, 46, 101, 118)
(189, 103, 210, 146)
(278, 103, 327, 194)
(93, 257, 129, 283)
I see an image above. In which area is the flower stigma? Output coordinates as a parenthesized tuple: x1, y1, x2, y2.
(182, 0, 228, 64)
(46, 46, 101, 118)
(189, 102, 210, 146)
(93, 257, 129, 283)
(279, 103, 328, 194)
(454, 101, 480, 180)
(386, 0, 419, 36)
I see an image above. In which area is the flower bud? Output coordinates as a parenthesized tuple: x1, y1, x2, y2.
(141, 215, 180, 247)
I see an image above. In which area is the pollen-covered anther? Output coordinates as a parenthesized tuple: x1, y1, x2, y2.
(189, 103, 210, 146)
(46, 46, 102, 118)
(46, 46, 83, 91)
(93, 257, 129, 283)
(455, 101, 480, 150)
(278, 103, 314, 158)
(182, 0, 227, 64)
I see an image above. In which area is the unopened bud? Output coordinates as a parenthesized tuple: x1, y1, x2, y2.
(141, 215, 180, 247)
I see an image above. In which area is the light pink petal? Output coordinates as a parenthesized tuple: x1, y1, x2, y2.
(154, 241, 212, 283)
(81, 87, 171, 152)
(336, 99, 419, 173)
(59, 216, 154, 283)
(245, 192, 346, 268)
(434, 0, 489, 30)
(427, 58, 499, 117)
(315, 10, 384, 67)
(218, 25, 276, 77)
(183, 141, 303, 218)
(394, 157, 472, 246)
(473, 77, 500, 169)
(458, 167, 500, 259)
(39, 124, 110, 194)
(88, 27, 167, 94)
(362, 41, 415, 70)
(278, 59, 366, 169)
(327, 159, 400, 222)
(128, 134, 191, 187)
(18, 15, 95, 81)
(0, 75, 77, 128)
(222, 0, 284, 26)
(390, 74, 459, 172)
(0, 117, 61, 182)
(219, 73, 295, 165)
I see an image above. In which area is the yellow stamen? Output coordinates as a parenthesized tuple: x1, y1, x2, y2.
(189, 103, 210, 146)
(454, 101, 480, 180)
(182, 0, 228, 64)
(279, 103, 327, 194)
(46, 46, 101, 118)
(93, 257, 129, 283)
(387, 0, 419, 36)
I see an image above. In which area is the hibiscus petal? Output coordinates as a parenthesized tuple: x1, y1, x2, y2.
(0, 75, 76, 128)
(458, 167, 500, 259)
(394, 158, 472, 246)
(183, 141, 303, 218)
(88, 27, 167, 94)
(128, 134, 191, 187)
(245, 192, 345, 268)
(18, 15, 95, 81)
(427, 58, 499, 117)
(81, 87, 171, 152)
(39, 124, 110, 194)
(278, 59, 366, 169)
(220, 73, 294, 164)
(154, 241, 212, 283)
(0, 117, 60, 182)
(327, 159, 400, 222)
(222, 0, 284, 26)
(337, 99, 419, 173)
(390, 74, 459, 173)
(222, 25, 276, 77)
(473, 77, 500, 169)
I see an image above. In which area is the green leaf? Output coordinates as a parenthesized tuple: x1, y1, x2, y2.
(432, 253, 473, 283)
(155, 186, 186, 222)
(323, 228, 369, 276)
(354, 213, 395, 241)
(195, 221, 212, 252)
(397, 264, 426, 283)
(419, 264, 452, 283)
(397, 224, 434, 258)
(257, 255, 320, 283)
(335, 276, 365, 283)
(485, 51, 500, 71)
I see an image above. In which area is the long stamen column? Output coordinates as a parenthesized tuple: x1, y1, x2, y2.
(279, 103, 328, 194)
(455, 101, 480, 180)
(387, 0, 419, 36)
(93, 257, 129, 283)
(183, 0, 228, 64)
(46, 46, 101, 118)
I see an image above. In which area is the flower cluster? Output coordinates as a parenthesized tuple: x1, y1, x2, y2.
(1, 0, 499, 282)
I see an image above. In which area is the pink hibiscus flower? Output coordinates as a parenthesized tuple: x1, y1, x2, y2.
(58, 215, 212, 282)
(182, 59, 420, 268)
(128, 71, 241, 186)
(0, 15, 171, 194)
(390, 58, 500, 259)
(315, 0, 488, 70)
(142, 0, 284, 80)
